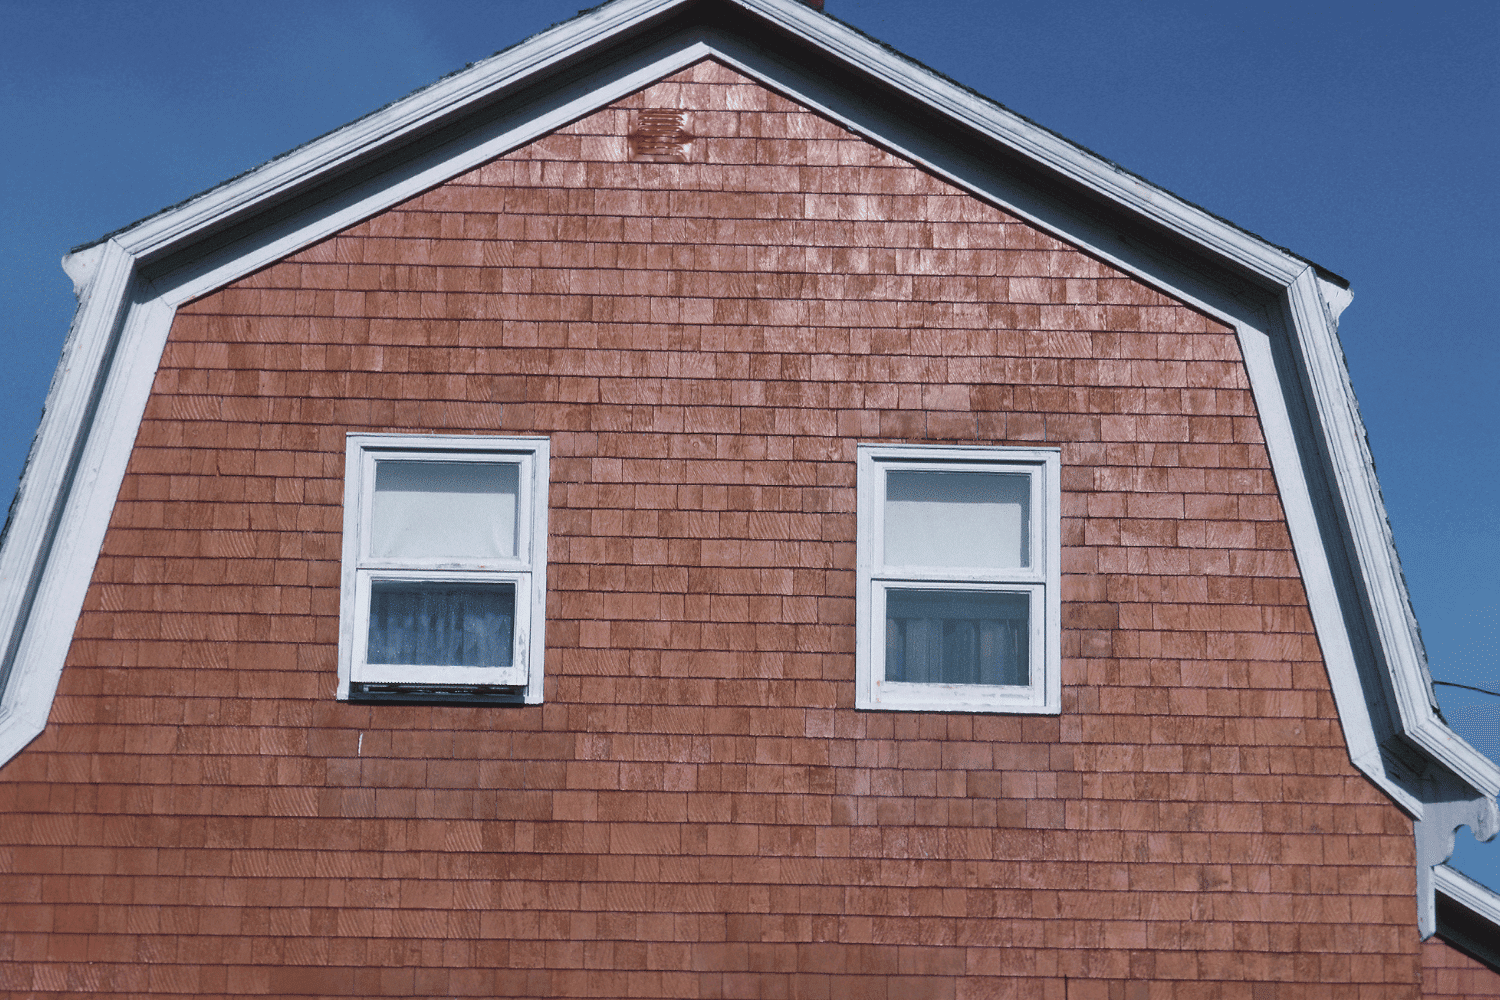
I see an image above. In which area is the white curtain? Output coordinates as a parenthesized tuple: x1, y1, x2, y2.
(367, 582, 515, 667)
(371, 461, 519, 560)
(884, 471, 1029, 569)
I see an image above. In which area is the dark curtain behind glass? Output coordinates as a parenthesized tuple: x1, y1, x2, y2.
(885, 589, 1028, 685)
(368, 581, 515, 667)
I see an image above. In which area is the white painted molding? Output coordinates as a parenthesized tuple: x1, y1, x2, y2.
(1430, 864, 1500, 969)
(60, 244, 106, 297)
(1283, 268, 1500, 799)
(0, 0, 1490, 857)
(109, 0, 700, 264)
(1316, 275, 1354, 328)
(1435, 864, 1500, 928)
(1415, 768, 1500, 937)
(1230, 304, 1422, 814)
(0, 239, 137, 763)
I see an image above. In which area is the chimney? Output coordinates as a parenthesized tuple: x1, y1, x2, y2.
(802, 0, 824, 9)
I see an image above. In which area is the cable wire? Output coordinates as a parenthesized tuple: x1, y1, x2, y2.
(1434, 680, 1500, 698)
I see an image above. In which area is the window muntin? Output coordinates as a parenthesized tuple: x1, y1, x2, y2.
(338, 435, 549, 703)
(856, 444, 1060, 714)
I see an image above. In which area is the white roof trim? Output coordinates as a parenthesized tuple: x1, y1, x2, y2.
(1, 0, 1493, 823)
(733, 0, 1310, 287)
(1431, 863, 1500, 962)
(110, 0, 699, 263)
(1283, 269, 1500, 797)
(155, 35, 731, 307)
(1435, 864, 1500, 928)
(0, 239, 135, 761)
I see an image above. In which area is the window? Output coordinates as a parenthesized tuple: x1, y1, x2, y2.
(856, 444, 1060, 714)
(337, 434, 550, 704)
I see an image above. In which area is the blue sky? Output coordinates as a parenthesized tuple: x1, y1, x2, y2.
(2, 1, 1497, 887)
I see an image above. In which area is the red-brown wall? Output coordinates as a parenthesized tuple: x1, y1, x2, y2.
(1423, 938, 1500, 998)
(0, 60, 1423, 998)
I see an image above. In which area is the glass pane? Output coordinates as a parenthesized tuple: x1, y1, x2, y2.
(885, 589, 1029, 685)
(371, 461, 519, 560)
(367, 581, 515, 667)
(884, 471, 1029, 569)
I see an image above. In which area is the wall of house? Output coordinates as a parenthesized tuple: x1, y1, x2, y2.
(1423, 938, 1500, 998)
(0, 60, 1423, 998)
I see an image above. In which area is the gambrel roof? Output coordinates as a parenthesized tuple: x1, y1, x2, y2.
(0, 0, 1494, 937)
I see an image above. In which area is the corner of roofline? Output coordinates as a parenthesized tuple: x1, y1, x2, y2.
(67, 235, 109, 258)
(1416, 782, 1499, 939)
(1312, 265, 1352, 326)
(1313, 262, 1350, 290)
(61, 243, 114, 300)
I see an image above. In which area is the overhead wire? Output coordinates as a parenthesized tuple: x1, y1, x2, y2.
(1433, 680, 1500, 698)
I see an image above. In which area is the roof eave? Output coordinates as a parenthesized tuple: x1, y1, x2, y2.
(94, 0, 704, 267)
(82, 0, 1325, 292)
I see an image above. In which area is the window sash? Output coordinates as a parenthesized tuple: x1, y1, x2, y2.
(357, 449, 535, 570)
(883, 469, 1031, 571)
(369, 460, 521, 562)
(871, 581, 1045, 708)
(883, 587, 1032, 686)
(352, 570, 532, 688)
(871, 458, 1045, 582)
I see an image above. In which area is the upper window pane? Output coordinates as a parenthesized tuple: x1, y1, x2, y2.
(371, 461, 519, 560)
(884, 471, 1029, 569)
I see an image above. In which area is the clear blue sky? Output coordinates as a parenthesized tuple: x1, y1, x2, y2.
(2, 1, 1497, 888)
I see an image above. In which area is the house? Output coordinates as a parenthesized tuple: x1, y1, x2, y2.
(0, 0, 1497, 994)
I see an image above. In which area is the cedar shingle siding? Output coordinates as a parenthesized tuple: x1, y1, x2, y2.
(1422, 938, 1500, 999)
(0, 61, 1427, 998)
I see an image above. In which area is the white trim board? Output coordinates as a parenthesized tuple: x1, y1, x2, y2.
(1432, 865, 1500, 962)
(0, 0, 1492, 870)
(1436, 865, 1500, 929)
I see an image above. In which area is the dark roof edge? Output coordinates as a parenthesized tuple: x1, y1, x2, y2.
(71, 0, 622, 255)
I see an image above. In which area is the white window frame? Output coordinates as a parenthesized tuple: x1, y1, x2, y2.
(337, 433, 550, 704)
(856, 443, 1061, 714)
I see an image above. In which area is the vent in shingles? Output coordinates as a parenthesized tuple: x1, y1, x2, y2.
(629, 109, 693, 161)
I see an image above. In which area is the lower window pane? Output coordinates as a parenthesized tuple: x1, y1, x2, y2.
(885, 589, 1029, 685)
(368, 581, 515, 668)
